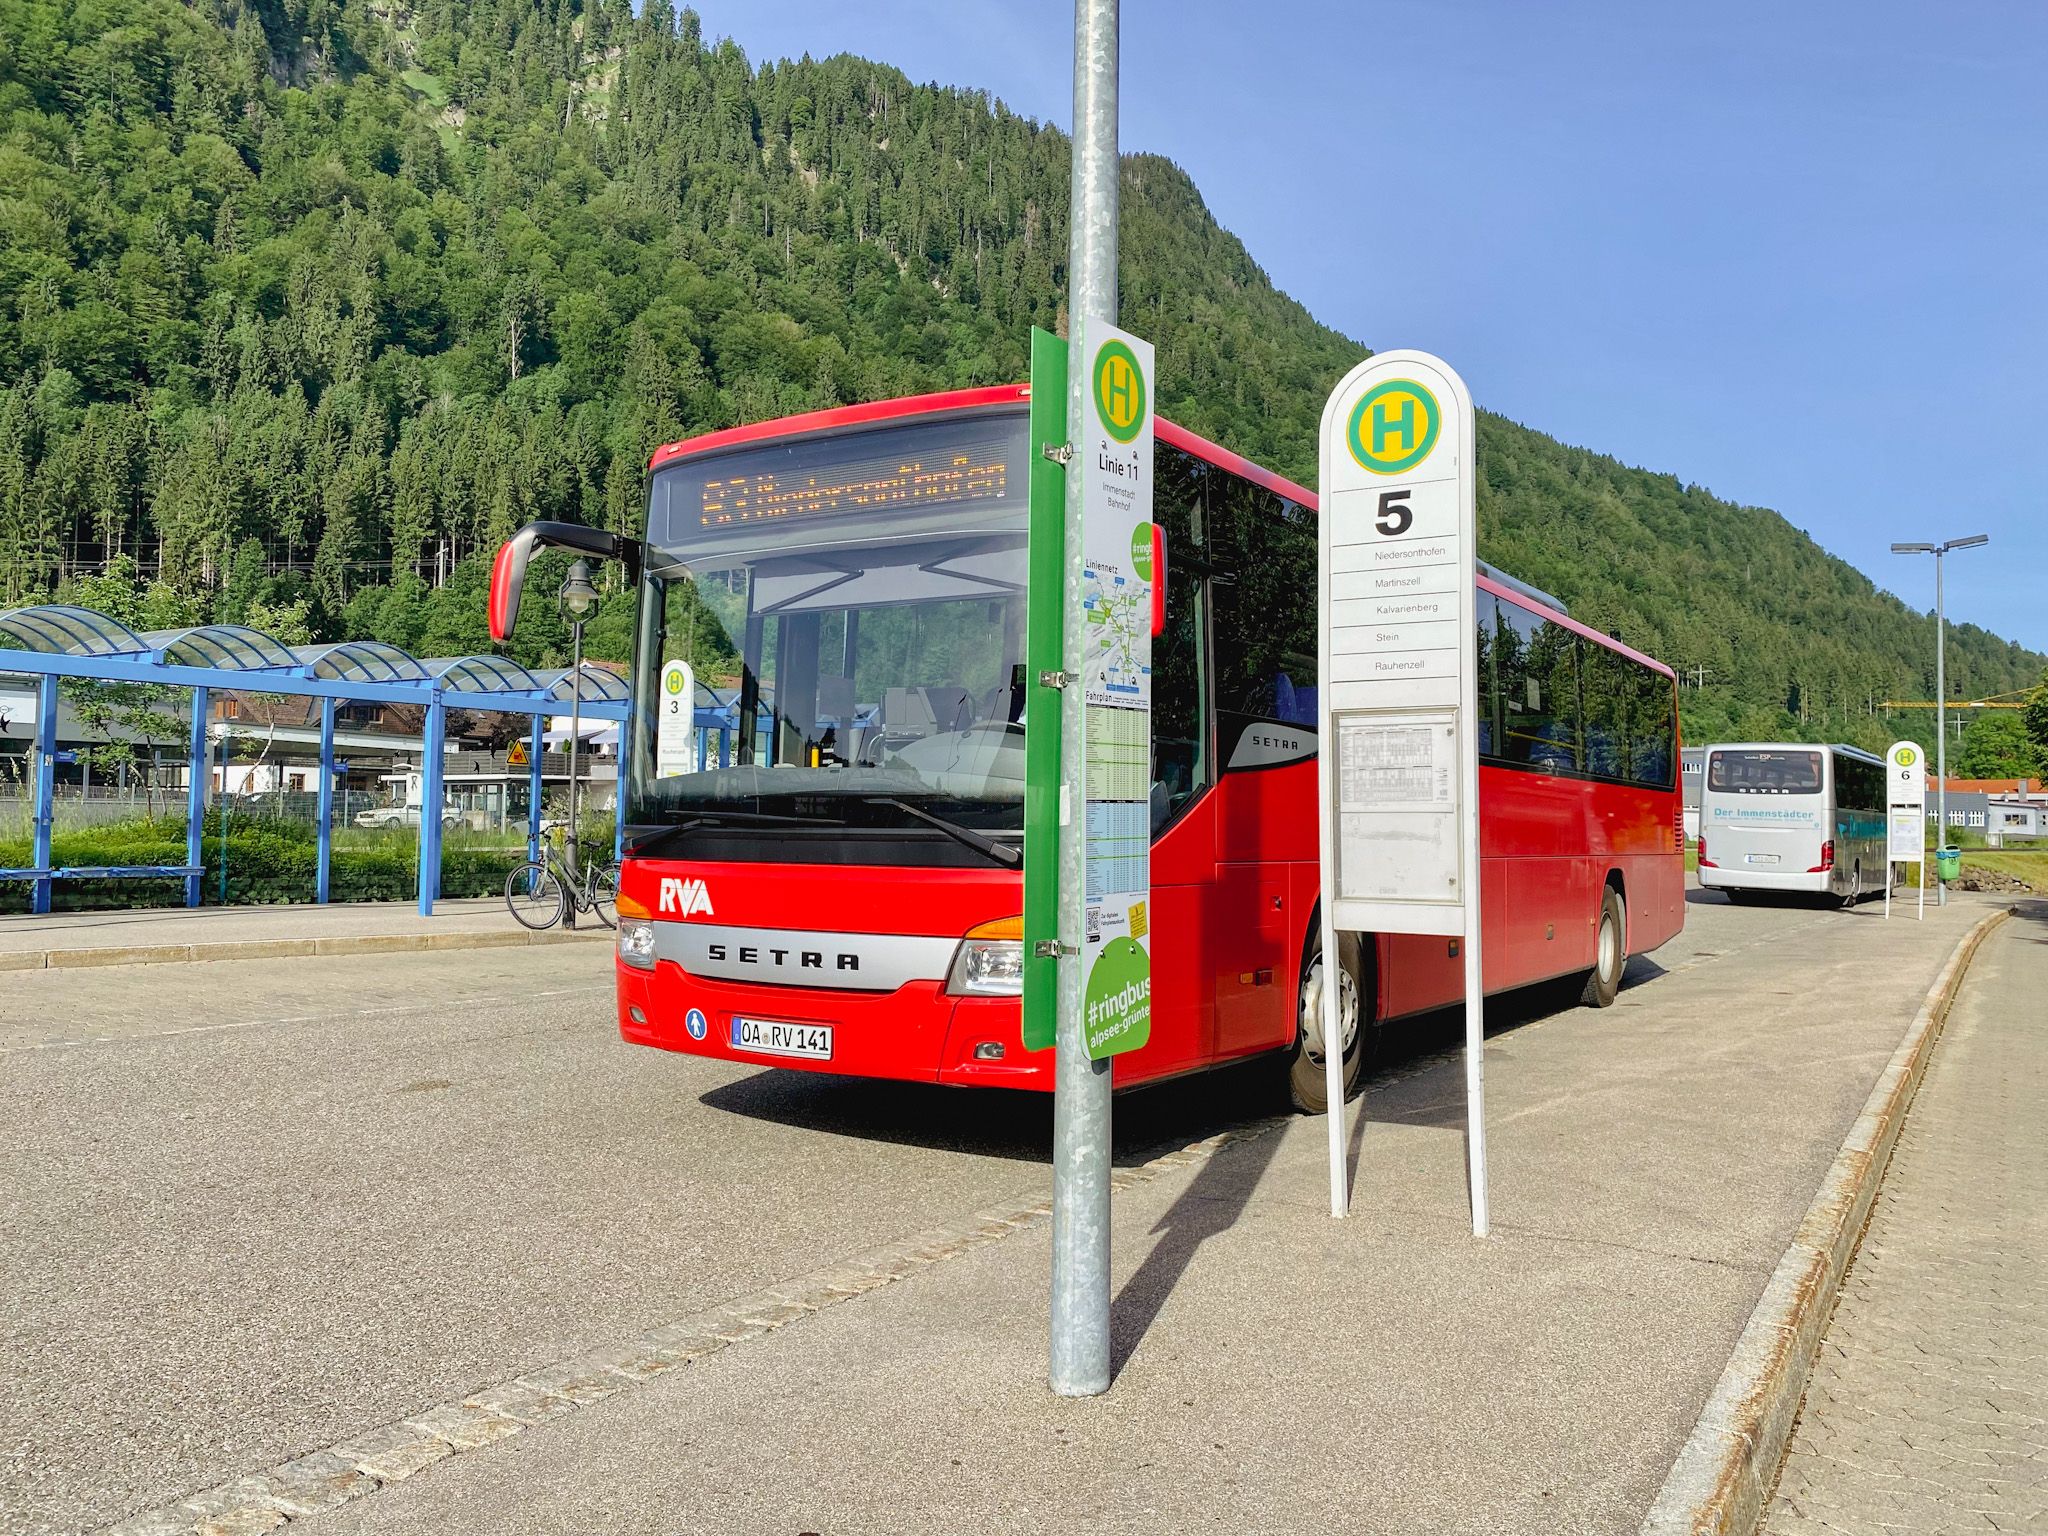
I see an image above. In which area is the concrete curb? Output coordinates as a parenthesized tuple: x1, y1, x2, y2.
(0, 926, 610, 972)
(1639, 904, 2013, 1536)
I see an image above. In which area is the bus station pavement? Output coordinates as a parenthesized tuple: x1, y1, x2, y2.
(255, 889, 2001, 1536)
(0, 897, 607, 970)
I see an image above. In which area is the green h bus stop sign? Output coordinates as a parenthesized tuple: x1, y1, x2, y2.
(1022, 323, 1156, 1059)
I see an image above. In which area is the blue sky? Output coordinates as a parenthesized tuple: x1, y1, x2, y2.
(700, 2, 2047, 654)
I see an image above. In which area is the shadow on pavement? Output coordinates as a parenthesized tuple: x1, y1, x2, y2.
(701, 948, 1683, 1160)
(698, 1052, 1284, 1168)
(1110, 1125, 1286, 1378)
(2009, 897, 2048, 941)
(1357, 959, 1664, 1131)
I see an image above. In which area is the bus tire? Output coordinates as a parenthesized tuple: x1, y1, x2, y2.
(1287, 929, 1369, 1115)
(1580, 884, 1627, 1008)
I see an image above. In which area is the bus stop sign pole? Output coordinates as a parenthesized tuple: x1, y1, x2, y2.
(1048, 0, 1121, 1399)
(1316, 351, 1489, 1238)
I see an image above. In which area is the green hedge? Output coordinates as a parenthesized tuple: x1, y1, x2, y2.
(0, 810, 527, 912)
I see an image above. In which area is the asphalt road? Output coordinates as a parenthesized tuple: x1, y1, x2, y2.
(0, 883, 1972, 1534)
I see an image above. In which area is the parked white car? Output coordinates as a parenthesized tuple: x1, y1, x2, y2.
(353, 805, 460, 828)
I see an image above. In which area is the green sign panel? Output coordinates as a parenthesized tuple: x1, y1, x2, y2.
(1020, 323, 1157, 1061)
(1021, 327, 1067, 1053)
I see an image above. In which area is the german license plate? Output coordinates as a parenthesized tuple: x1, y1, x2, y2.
(730, 1016, 833, 1060)
(1744, 853, 1780, 866)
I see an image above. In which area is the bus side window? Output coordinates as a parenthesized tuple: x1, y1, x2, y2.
(1496, 597, 1581, 773)
(1210, 480, 1318, 729)
(1581, 642, 1626, 779)
(1474, 588, 1498, 757)
(1630, 668, 1675, 787)
(1151, 552, 1208, 832)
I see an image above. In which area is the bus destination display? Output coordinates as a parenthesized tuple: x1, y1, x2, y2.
(696, 441, 1010, 533)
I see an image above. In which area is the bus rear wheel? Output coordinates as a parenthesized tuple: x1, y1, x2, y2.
(1287, 930, 1368, 1114)
(1579, 885, 1627, 1008)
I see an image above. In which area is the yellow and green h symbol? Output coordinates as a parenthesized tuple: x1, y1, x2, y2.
(1371, 393, 1418, 455)
(1346, 379, 1441, 475)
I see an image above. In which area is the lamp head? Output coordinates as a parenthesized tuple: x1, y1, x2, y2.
(1943, 534, 1990, 551)
(1891, 542, 1936, 554)
(558, 559, 598, 620)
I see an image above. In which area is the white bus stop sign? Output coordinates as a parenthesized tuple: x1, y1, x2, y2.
(1886, 740, 1926, 921)
(1317, 350, 1487, 1234)
(656, 660, 696, 779)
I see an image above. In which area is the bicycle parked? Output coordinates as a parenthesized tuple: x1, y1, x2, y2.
(505, 824, 619, 931)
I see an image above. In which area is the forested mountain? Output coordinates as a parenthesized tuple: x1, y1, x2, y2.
(1, 0, 2040, 758)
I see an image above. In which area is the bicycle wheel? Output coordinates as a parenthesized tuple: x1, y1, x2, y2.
(589, 862, 620, 929)
(505, 860, 565, 930)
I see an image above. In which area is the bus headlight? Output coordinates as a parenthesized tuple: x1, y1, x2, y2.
(616, 894, 657, 970)
(947, 916, 1024, 996)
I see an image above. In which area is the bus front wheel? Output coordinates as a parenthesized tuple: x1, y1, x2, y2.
(1287, 930, 1368, 1114)
(1580, 885, 1627, 1008)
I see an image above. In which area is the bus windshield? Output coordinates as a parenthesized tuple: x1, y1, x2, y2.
(1707, 749, 1822, 795)
(625, 408, 1031, 843)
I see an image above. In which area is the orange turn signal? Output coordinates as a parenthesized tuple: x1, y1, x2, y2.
(963, 915, 1024, 941)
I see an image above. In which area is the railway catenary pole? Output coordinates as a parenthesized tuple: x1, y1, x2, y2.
(1051, 0, 1119, 1399)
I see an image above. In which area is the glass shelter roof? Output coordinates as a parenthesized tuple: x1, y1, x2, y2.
(0, 606, 628, 715)
(146, 626, 301, 671)
(0, 605, 150, 657)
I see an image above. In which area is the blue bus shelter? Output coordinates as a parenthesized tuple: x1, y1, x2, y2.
(0, 605, 631, 917)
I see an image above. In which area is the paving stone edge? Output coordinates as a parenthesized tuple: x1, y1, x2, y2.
(1637, 904, 2014, 1536)
(95, 1119, 1285, 1535)
(0, 926, 608, 971)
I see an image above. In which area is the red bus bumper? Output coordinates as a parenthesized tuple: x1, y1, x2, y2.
(615, 956, 1049, 1089)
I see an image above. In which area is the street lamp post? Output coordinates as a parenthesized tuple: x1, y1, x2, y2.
(1891, 534, 1988, 906)
(557, 559, 599, 924)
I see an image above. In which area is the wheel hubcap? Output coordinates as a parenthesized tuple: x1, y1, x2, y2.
(1301, 955, 1360, 1064)
(1599, 911, 1620, 979)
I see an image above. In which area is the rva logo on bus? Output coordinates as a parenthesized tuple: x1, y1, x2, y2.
(658, 877, 715, 917)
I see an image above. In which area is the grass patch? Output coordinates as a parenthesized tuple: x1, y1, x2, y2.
(400, 67, 448, 107)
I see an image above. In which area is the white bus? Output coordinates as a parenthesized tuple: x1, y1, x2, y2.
(1696, 743, 1887, 904)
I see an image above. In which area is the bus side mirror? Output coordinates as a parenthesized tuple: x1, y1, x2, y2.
(487, 521, 645, 642)
(1151, 524, 1166, 638)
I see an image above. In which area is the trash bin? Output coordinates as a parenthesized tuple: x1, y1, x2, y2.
(1936, 846, 1962, 881)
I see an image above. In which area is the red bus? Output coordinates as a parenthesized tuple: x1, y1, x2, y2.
(490, 385, 1683, 1111)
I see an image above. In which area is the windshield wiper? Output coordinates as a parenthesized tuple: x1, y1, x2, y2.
(865, 797, 1021, 868)
(624, 809, 824, 859)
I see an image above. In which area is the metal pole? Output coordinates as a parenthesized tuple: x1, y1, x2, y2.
(316, 697, 335, 904)
(528, 715, 545, 865)
(418, 693, 446, 916)
(1051, 0, 1119, 1401)
(30, 674, 57, 915)
(565, 626, 583, 928)
(185, 689, 207, 908)
(217, 729, 229, 905)
(1935, 549, 1946, 907)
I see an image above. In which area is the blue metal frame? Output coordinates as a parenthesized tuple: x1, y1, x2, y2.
(316, 697, 336, 904)
(186, 688, 207, 908)
(1, 621, 628, 918)
(30, 675, 57, 914)
(528, 716, 545, 865)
